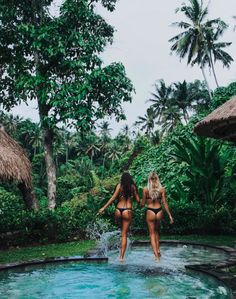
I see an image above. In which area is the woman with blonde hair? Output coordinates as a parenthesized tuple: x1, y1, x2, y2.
(141, 172, 173, 260)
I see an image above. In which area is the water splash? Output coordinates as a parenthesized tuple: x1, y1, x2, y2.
(98, 230, 121, 256)
(85, 218, 123, 256)
(85, 218, 113, 240)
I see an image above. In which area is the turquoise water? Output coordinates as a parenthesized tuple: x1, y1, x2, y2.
(0, 245, 232, 299)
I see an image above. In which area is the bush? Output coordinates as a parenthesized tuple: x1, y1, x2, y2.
(0, 187, 25, 233)
(57, 158, 96, 204)
(22, 207, 77, 243)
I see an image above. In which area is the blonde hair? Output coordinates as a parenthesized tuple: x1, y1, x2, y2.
(148, 172, 162, 201)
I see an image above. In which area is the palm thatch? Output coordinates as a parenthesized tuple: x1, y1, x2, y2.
(194, 96, 236, 143)
(0, 127, 32, 187)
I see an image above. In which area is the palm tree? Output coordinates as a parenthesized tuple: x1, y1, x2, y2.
(187, 80, 210, 113)
(233, 16, 236, 31)
(169, 0, 232, 95)
(149, 79, 189, 132)
(121, 124, 131, 138)
(86, 144, 100, 162)
(105, 142, 122, 162)
(98, 121, 112, 142)
(135, 107, 156, 135)
(172, 79, 210, 121)
(172, 80, 192, 123)
(59, 128, 78, 163)
(169, 0, 211, 96)
(27, 123, 43, 155)
(0, 112, 20, 135)
(148, 79, 173, 124)
(15, 119, 42, 155)
(150, 130, 160, 145)
(148, 78, 210, 132)
(161, 105, 182, 133)
(193, 21, 233, 87)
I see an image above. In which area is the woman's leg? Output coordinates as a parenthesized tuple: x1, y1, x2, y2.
(154, 221, 160, 258)
(115, 209, 122, 226)
(146, 211, 159, 258)
(119, 210, 132, 261)
(155, 211, 163, 257)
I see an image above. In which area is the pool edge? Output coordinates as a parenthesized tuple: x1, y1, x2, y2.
(0, 256, 108, 271)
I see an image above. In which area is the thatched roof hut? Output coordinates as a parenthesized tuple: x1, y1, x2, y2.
(0, 127, 32, 187)
(0, 127, 38, 209)
(194, 96, 236, 143)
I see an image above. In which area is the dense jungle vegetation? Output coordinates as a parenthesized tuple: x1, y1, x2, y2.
(1, 81, 236, 246)
(0, 0, 236, 246)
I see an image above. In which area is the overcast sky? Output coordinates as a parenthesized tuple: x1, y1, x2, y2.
(11, 0, 236, 136)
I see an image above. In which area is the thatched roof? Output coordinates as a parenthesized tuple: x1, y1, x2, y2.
(0, 128, 32, 187)
(194, 96, 236, 143)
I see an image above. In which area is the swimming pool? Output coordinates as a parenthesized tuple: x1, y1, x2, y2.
(0, 245, 232, 298)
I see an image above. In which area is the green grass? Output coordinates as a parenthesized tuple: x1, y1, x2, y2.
(0, 240, 96, 264)
(133, 235, 236, 247)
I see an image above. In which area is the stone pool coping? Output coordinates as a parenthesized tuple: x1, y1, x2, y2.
(0, 256, 108, 272)
(133, 240, 236, 298)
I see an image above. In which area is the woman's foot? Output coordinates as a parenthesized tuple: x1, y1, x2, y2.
(154, 251, 161, 262)
(154, 255, 160, 262)
(119, 257, 125, 262)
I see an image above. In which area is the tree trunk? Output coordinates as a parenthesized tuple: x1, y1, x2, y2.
(123, 145, 145, 170)
(33, 24, 57, 209)
(18, 182, 39, 210)
(42, 123, 57, 209)
(200, 60, 212, 99)
(183, 110, 188, 124)
(66, 147, 68, 163)
(37, 97, 57, 209)
(209, 53, 219, 88)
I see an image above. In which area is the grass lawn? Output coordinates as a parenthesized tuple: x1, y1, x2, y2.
(0, 240, 96, 264)
(133, 234, 236, 247)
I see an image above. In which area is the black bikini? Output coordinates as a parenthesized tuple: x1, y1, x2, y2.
(147, 207, 162, 215)
(116, 186, 134, 215)
(146, 189, 162, 215)
(116, 208, 132, 215)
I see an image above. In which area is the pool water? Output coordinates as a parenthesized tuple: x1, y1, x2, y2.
(0, 245, 232, 299)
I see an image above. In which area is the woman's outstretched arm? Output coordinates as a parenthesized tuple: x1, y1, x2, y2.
(161, 188, 174, 224)
(98, 184, 120, 214)
(141, 188, 147, 207)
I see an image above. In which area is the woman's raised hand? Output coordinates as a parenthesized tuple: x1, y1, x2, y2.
(98, 207, 105, 215)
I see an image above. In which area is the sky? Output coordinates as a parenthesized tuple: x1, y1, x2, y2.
(10, 0, 236, 136)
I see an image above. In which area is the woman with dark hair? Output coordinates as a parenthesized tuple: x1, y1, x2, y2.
(141, 172, 173, 260)
(98, 172, 140, 261)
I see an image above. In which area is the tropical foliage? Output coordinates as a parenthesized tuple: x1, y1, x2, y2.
(0, 0, 133, 209)
(137, 79, 210, 135)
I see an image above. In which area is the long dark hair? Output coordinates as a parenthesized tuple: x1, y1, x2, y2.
(120, 172, 136, 200)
